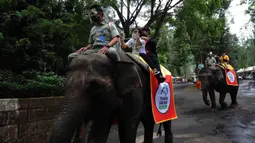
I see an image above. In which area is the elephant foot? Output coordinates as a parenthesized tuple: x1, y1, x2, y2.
(220, 102, 228, 109)
(156, 130, 162, 137)
(204, 100, 210, 106)
(211, 108, 216, 112)
(230, 103, 238, 108)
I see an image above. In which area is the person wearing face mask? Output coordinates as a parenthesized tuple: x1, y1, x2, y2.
(68, 4, 120, 63)
(120, 27, 147, 61)
(141, 27, 165, 83)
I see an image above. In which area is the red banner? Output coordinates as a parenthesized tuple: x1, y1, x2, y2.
(225, 69, 238, 86)
(150, 72, 177, 124)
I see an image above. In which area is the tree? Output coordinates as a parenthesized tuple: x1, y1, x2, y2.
(173, 0, 232, 70)
(86, 0, 183, 37)
(0, 0, 92, 74)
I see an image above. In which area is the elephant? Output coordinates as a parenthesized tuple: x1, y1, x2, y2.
(49, 51, 173, 143)
(198, 65, 239, 111)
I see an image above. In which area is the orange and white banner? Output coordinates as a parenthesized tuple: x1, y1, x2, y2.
(225, 69, 238, 86)
(150, 68, 177, 124)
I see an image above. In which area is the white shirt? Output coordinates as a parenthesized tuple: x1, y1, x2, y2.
(126, 38, 146, 55)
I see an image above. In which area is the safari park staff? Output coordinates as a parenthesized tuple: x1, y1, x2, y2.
(205, 51, 216, 68)
(68, 4, 120, 63)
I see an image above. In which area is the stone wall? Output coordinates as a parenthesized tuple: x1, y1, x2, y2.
(0, 97, 64, 143)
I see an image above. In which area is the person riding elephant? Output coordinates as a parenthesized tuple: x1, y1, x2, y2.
(140, 27, 165, 83)
(219, 52, 230, 68)
(205, 51, 216, 69)
(120, 27, 148, 62)
(68, 4, 120, 63)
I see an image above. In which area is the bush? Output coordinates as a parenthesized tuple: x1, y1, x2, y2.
(0, 70, 64, 98)
(0, 70, 27, 84)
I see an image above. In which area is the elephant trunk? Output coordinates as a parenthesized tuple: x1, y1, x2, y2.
(50, 70, 91, 143)
(49, 94, 90, 143)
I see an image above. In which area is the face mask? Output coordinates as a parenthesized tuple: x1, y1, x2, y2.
(90, 15, 98, 22)
(90, 8, 99, 22)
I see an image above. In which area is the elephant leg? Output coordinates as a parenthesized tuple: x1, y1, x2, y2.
(87, 116, 114, 143)
(202, 89, 210, 106)
(118, 117, 140, 143)
(141, 116, 155, 143)
(219, 92, 228, 109)
(208, 90, 216, 111)
(229, 88, 238, 108)
(163, 121, 173, 143)
(118, 89, 144, 143)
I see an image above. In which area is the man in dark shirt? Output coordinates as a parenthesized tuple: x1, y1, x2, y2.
(141, 27, 165, 83)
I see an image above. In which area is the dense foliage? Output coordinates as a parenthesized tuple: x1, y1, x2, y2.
(0, 0, 254, 97)
(0, 0, 91, 97)
(0, 0, 91, 74)
(0, 70, 64, 98)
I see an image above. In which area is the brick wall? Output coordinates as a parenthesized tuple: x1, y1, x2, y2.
(0, 97, 64, 143)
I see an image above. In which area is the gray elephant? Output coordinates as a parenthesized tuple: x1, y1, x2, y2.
(198, 65, 239, 111)
(49, 51, 173, 143)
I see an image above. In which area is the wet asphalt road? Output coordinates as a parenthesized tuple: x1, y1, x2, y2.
(106, 80, 255, 143)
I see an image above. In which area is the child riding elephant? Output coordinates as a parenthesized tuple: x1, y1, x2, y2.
(141, 27, 165, 83)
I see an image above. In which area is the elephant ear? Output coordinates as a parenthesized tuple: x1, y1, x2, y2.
(115, 61, 142, 96)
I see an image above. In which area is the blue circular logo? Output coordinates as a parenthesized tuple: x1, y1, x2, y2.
(198, 64, 204, 70)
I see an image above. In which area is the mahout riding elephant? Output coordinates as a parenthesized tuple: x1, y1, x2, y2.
(49, 51, 173, 143)
(198, 65, 239, 111)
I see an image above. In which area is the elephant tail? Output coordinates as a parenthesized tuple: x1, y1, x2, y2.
(156, 123, 163, 136)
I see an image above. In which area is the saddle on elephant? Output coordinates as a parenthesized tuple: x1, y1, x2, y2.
(216, 63, 238, 86)
(125, 53, 177, 124)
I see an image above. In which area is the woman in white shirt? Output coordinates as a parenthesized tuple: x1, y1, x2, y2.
(120, 27, 147, 61)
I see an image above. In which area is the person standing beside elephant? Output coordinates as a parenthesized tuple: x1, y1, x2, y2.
(68, 4, 120, 63)
(205, 51, 216, 68)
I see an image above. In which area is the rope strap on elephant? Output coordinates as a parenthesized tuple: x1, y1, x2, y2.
(132, 54, 178, 124)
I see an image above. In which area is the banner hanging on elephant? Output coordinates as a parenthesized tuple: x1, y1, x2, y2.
(150, 65, 178, 124)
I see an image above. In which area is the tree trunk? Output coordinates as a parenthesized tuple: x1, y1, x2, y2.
(123, 22, 130, 38)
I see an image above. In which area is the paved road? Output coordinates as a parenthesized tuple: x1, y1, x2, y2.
(106, 83, 192, 143)
(106, 81, 255, 143)
(238, 79, 255, 97)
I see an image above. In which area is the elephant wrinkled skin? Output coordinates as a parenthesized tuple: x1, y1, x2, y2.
(199, 66, 239, 111)
(49, 52, 173, 143)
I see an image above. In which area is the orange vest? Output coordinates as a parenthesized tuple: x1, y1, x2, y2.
(196, 80, 201, 89)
